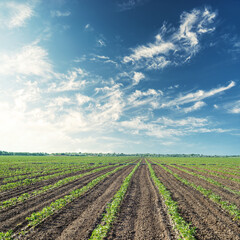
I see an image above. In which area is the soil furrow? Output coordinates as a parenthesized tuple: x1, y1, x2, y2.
(153, 165, 240, 240)
(168, 166, 240, 208)
(0, 166, 101, 202)
(178, 165, 240, 191)
(107, 165, 177, 240)
(21, 165, 133, 240)
(0, 166, 116, 232)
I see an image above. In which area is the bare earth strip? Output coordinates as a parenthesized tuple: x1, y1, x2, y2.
(21, 165, 134, 240)
(168, 165, 240, 208)
(107, 165, 177, 240)
(153, 165, 240, 240)
(0, 166, 117, 233)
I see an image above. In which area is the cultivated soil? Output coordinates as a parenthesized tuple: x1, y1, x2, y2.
(0, 166, 117, 233)
(167, 165, 240, 208)
(107, 165, 177, 240)
(0, 166, 103, 202)
(153, 164, 240, 240)
(21, 165, 134, 240)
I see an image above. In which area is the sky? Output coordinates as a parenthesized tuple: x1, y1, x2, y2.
(0, 0, 240, 154)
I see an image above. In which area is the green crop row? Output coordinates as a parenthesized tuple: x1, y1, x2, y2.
(0, 164, 116, 210)
(172, 165, 240, 196)
(0, 164, 128, 240)
(147, 161, 196, 240)
(25, 165, 127, 227)
(189, 165, 240, 176)
(1, 166, 77, 184)
(157, 164, 240, 221)
(89, 161, 140, 239)
(183, 165, 240, 183)
(0, 164, 104, 192)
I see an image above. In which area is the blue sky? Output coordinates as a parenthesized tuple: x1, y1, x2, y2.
(0, 0, 240, 154)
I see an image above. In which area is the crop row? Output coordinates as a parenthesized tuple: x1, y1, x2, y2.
(0, 163, 78, 178)
(0, 164, 117, 210)
(189, 165, 240, 176)
(0, 164, 104, 192)
(172, 165, 240, 195)
(89, 161, 140, 239)
(1, 165, 82, 184)
(182, 165, 240, 183)
(147, 161, 196, 240)
(0, 164, 128, 239)
(156, 163, 240, 221)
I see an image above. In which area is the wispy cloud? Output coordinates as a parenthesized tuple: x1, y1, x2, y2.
(0, 43, 53, 78)
(84, 23, 94, 31)
(119, 115, 226, 139)
(182, 101, 206, 113)
(226, 100, 240, 114)
(48, 68, 87, 92)
(0, 1, 35, 28)
(132, 72, 145, 85)
(161, 81, 235, 109)
(123, 7, 217, 69)
(97, 39, 106, 47)
(50, 10, 71, 17)
(90, 55, 118, 66)
(117, 0, 148, 11)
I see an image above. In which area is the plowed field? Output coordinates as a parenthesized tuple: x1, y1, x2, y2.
(0, 156, 239, 240)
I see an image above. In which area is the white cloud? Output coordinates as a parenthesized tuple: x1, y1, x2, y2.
(0, 43, 53, 78)
(155, 117, 208, 127)
(84, 23, 94, 31)
(90, 55, 118, 66)
(48, 97, 71, 108)
(120, 115, 227, 139)
(76, 93, 92, 105)
(161, 81, 235, 109)
(226, 100, 240, 114)
(48, 68, 87, 92)
(0, 2, 34, 28)
(117, 0, 148, 11)
(123, 7, 217, 69)
(182, 101, 206, 113)
(97, 39, 106, 47)
(132, 72, 145, 85)
(51, 10, 71, 17)
(123, 42, 175, 64)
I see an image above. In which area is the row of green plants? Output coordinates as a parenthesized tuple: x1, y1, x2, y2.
(147, 161, 196, 240)
(0, 164, 128, 240)
(0, 164, 117, 210)
(89, 161, 140, 239)
(0, 164, 104, 192)
(190, 165, 240, 176)
(156, 163, 240, 221)
(184, 165, 240, 183)
(172, 165, 240, 195)
(0, 163, 75, 178)
(1, 165, 81, 184)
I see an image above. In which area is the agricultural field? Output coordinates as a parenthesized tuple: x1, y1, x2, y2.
(0, 156, 239, 239)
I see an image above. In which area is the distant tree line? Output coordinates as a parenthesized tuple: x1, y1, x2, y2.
(0, 151, 48, 156)
(0, 151, 239, 157)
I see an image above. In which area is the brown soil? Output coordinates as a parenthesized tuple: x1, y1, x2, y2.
(192, 167, 240, 180)
(0, 166, 102, 202)
(0, 166, 117, 232)
(107, 165, 177, 240)
(153, 165, 240, 240)
(178, 165, 240, 191)
(21, 165, 134, 240)
(168, 165, 240, 208)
